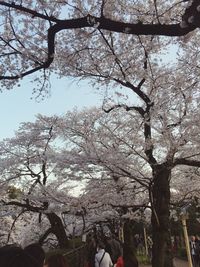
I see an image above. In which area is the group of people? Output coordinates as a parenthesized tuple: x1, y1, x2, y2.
(0, 243, 69, 267)
(0, 236, 138, 267)
(87, 234, 138, 267)
(190, 235, 200, 267)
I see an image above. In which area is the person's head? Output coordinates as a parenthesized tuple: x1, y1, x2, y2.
(96, 241, 105, 251)
(45, 254, 69, 267)
(0, 245, 38, 267)
(24, 243, 45, 267)
(105, 232, 111, 240)
(195, 235, 200, 241)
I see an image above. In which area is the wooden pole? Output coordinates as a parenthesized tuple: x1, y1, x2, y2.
(119, 223, 124, 243)
(181, 216, 193, 267)
(143, 226, 148, 257)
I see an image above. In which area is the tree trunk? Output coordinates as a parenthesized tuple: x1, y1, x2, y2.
(123, 220, 138, 266)
(151, 165, 173, 267)
(46, 212, 69, 248)
(39, 228, 52, 245)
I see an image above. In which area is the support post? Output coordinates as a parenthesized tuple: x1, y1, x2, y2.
(181, 215, 193, 267)
(143, 226, 148, 257)
(119, 223, 124, 243)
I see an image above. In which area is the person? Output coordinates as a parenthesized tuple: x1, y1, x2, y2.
(87, 236, 97, 267)
(0, 245, 42, 267)
(95, 241, 113, 267)
(190, 235, 200, 267)
(105, 234, 122, 265)
(195, 236, 200, 267)
(115, 255, 124, 267)
(123, 243, 138, 267)
(44, 254, 69, 267)
(24, 243, 45, 267)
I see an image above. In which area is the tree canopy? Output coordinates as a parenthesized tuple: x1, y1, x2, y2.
(0, 0, 200, 94)
(1, 1, 200, 266)
(0, 107, 200, 252)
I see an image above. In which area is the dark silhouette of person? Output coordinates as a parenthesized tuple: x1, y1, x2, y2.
(190, 236, 200, 267)
(123, 243, 138, 267)
(24, 243, 45, 267)
(44, 254, 69, 267)
(105, 234, 122, 264)
(87, 237, 97, 267)
(0, 245, 43, 267)
(195, 235, 200, 267)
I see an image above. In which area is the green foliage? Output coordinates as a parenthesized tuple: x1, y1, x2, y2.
(68, 237, 83, 248)
(46, 237, 86, 267)
(45, 240, 86, 267)
(176, 247, 187, 260)
(137, 254, 151, 265)
(7, 186, 22, 199)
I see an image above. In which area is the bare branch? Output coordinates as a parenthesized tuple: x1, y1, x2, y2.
(102, 103, 145, 116)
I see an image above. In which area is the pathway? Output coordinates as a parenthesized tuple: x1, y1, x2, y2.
(140, 258, 189, 267)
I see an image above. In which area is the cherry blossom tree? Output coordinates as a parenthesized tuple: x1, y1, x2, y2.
(0, 115, 74, 248)
(0, 113, 138, 248)
(1, 3, 200, 266)
(0, 111, 153, 250)
(79, 175, 149, 235)
(55, 91, 200, 267)
(1, 104, 200, 266)
(0, 1, 200, 94)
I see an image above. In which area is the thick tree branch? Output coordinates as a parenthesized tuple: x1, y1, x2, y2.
(173, 158, 200, 167)
(38, 228, 53, 245)
(3, 200, 46, 213)
(0, 1, 199, 81)
(0, 1, 62, 22)
(102, 104, 145, 116)
(0, 2, 197, 36)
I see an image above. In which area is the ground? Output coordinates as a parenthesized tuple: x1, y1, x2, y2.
(140, 258, 189, 267)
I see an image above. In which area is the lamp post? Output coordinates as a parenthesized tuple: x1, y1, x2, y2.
(180, 205, 193, 267)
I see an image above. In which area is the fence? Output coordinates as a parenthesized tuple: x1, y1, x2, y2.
(63, 245, 86, 267)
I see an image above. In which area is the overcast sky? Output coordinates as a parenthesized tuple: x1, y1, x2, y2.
(0, 75, 102, 140)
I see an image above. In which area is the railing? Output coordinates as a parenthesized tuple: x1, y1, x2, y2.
(63, 245, 86, 267)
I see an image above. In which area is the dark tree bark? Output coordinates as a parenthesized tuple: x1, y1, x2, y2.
(46, 212, 69, 248)
(0, 1, 199, 81)
(38, 228, 53, 245)
(4, 200, 69, 249)
(151, 164, 173, 267)
(123, 220, 138, 267)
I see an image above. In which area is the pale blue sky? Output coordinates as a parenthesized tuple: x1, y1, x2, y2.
(0, 75, 102, 140)
(0, 45, 178, 141)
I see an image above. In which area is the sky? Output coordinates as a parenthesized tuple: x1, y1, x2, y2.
(0, 45, 178, 141)
(0, 75, 103, 140)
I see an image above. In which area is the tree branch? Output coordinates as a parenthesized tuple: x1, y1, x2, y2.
(3, 200, 46, 213)
(0, 1, 62, 23)
(173, 158, 200, 167)
(0, 1, 199, 81)
(102, 104, 145, 116)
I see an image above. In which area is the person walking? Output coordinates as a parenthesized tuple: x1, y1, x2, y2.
(105, 233, 122, 265)
(95, 241, 113, 267)
(0, 245, 44, 267)
(123, 243, 138, 267)
(24, 243, 45, 267)
(87, 236, 97, 267)
(44, 254, 69, 267)
(190, 235, 200, 267)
